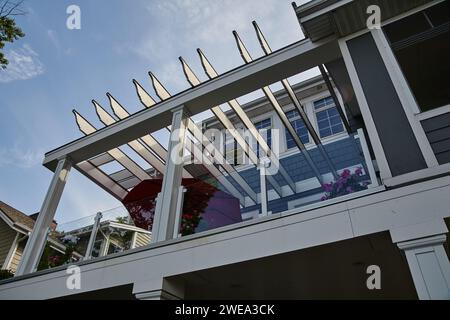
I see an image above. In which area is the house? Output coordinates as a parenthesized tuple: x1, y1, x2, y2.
(61, 216, 151, 259)
(1, 0, 450, 299)
(0, 201, 150, 277)
(0, 201, 66, 275)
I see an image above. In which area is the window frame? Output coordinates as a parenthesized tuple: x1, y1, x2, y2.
(284, 108, 311, 150)
(313, 96, 346, 140)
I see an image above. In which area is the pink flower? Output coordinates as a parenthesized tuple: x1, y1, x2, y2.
(341, 169, 351, 178)
(321, 183, 333, 193)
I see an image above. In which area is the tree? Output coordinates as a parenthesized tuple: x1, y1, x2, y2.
(0, 0, 25, 69)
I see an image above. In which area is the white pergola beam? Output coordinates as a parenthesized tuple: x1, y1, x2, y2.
(149, 73, 258, 204)
(92, 100, 167, 175)
(73, 110, 151, 181)
(108, 93, 168, 162)
(180, 57, 284, 197)
(253, 21, 339, 180)
(198, 49, 296, 193)
(43, 37, 340, 171)
(76, 160, 129, 200)
(233, 30, 324, 185)
(184, 138, 245, 205)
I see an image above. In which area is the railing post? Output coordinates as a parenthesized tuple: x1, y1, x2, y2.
(16, 157, 72, 276)
(356, 128, 379, 188)
(32, 228, 51, 273)
(259, 157, 270, 217)
(152, 105, 188, 242)
(84, 212, 103, 260)
(173, 186, 187, 238)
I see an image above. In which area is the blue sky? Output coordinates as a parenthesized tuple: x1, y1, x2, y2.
(0, 0, 313, 223)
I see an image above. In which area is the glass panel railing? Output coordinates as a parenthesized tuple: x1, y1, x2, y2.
(37, 206, 151, 271)
(170, 130, 377, 237)
(34, 129, 378, 272)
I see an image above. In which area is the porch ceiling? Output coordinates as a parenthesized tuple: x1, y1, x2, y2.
(295, 0, 435, 42)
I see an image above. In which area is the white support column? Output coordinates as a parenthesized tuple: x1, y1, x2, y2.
(152, 106, 187, 242)
(84, 212, 102, 260)
(398, 235, 450, 300)
(16, 157, 72, 276)
(134, 278, 185, 300)
(259, 158, 270, 217)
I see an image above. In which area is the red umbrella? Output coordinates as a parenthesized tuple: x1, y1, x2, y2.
(122, 178, 241, 235)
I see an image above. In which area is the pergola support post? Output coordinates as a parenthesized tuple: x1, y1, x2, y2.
(84, 212, 103, 260)
(152, 106, 188, 242)
(259, 158, 270, 217)
(15, 157, 72, 276)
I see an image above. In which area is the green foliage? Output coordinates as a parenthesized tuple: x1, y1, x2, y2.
(0, 1, 26, 68)
(115, 216, 129, 224)
(0, 269, 14, 280)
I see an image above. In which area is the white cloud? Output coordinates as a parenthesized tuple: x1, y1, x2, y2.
(0, 44, 45, 83)
(0, 143, 44, 169)
(126, 0, 306, 92)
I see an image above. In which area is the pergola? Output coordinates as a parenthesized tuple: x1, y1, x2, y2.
(16, 20, 359, 276)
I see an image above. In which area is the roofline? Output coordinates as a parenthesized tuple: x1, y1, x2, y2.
(0, 209, 31, 235)
(43, 36, 340, 171)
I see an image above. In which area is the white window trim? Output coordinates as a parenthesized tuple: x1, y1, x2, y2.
(2, 233, 20, 270)
(416, 104, 450, 122)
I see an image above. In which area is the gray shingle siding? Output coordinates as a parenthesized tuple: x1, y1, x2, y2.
(421, 112, 450, 165)
(217, 134, 368, 213)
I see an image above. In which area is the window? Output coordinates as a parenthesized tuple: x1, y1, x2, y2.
(107, 242, 123, 255)
(383, 2, 450, 112)
(285, 109, 309, 149)
(314, 97, 344, 138)
(224, 131, 243, 165)
(253, 118, 272, 158)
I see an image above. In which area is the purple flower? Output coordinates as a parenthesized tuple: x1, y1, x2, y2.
(346, 186, 354, 193)
(355, 167, 363, 176)
(322, 183, 333, 193)
(341, 169, 351, 178)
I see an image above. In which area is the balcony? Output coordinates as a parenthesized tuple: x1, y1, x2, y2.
(1, 0, 450, 300)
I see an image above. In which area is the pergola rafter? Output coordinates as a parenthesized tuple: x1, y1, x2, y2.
(92, 99, 167, 175)
(233, 30, 325, 185)
(73, 110, 151, 182)
(75, 160, 129, 200)
(147, 72, 259, 204)
(179, 56, 285, 197)
(132, 78, 257, 205)
(252, 21, 339, 180)
(197, 48, 297, 193)
(107, 93, 168, 163)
